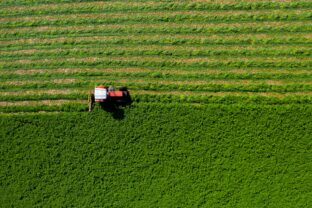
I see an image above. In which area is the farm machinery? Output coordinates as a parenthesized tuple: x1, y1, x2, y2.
(88, 85, 131, 112)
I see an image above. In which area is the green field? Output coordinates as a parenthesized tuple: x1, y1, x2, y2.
(1, 0, 312, 207)
(2, 104, 312, 207)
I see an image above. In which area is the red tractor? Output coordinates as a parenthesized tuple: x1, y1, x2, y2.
(88, 85, 131, 112)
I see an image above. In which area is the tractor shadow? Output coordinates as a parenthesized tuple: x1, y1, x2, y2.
(99, 101, 132, 120)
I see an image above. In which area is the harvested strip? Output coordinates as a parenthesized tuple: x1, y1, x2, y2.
(0, 102, 87, 112)
(0, 89, 85, 95)
(3, 44, 311, 54)
(2, 33, 311, 46)
(0, 48, 310, 62)
(2, 12, 311, 29)
(2, 9, 311, 22)
(1, 71, 312, 83)
(1, 78, 78, 86)
(2, 55, 311, 64)
(1, 78, 312, 93)
(0, 0, 301, 8)
(2, 67, 311, 75)
(3, 78, 311, 86)
(1, 25, 310, 41)
(1, 1, 311, 18)
(1, 21, 308, 34)
(0, 99, 86, 106)
(1, 58, 311, 71)
(2, 35, 311, 53)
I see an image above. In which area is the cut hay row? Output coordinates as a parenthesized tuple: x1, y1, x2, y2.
(1, 79, 312, 93)
(0, 102, 87, 113)
(2, 66, 312, 74)
(1, 2, 311, 18)
(2, 68, 312, 76)
(1, 21, 309, 34)
(2, 33, 310, 46)
(0, 99, 86, 107)
(1, 40, 312, 53)
(1, 57, 311, 71)
(2, 12, 311, 29)
(0, 0, 301, 8)
(2, 9, 310, 22)
(3, 45, 311, 54)
(1, 54, 310, 63)
(0, 49, 312, 61)
(2, 36, 311, 52)
(1, 71, 312, 83)
(0, 49, 312, 62)
(3, 78, 312, 87)
(1, 23, 311, 40)
(0, 48, 310, 61)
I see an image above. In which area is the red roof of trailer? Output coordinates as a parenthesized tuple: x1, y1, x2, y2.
(109, 91, 123, 97)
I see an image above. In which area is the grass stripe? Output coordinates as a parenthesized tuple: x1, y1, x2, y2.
(1, 21, 308, 33)
(1, 80, 312, 93)
(1, 24, 311, 40)
(2, 67, 311, 75)
(0, 0, 304, 7)
(2, 9, 310, 22)
(1, 58, 311, 71)
(0, 102, 87, 113)
(3, 78, 312, 86)
(2, 12, 311, 29)
(2, 33, 310, 45)
(1, 71, 312, 82)
(1, 2, 311, 18)
(2, 36, 311, 52)
(0, 0, 155, 7)
(0, 99, 86, 106)
(1, 48, 311, 61)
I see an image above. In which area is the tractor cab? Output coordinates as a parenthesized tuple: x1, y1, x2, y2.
(94, 86, 108, 102)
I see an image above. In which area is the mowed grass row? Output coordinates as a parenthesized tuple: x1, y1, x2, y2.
(1, 0, 308, 7)
(2, 9, 310, 21)
(0, 0, 161, 7)
(1, 1, 311, 17)
(1, 58, 311, 71)
(2, 12, 311, 28)
(1, 78, 312, 93)
(2, 71, 312, 82)
(0, 46, 312, 60)
(2, 35, 311, 52)
(1, 0, 164, 7)
(2, 23, 311, 40)
(1, 47, 311, 61)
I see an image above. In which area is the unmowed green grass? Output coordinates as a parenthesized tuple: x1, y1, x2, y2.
(1, 104, 312, 207)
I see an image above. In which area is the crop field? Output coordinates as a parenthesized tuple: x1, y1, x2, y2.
(1, 0, 312, 207)
(0, 0, 312, 111)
